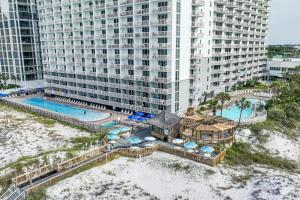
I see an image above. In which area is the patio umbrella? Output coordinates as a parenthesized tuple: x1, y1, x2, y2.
(137, 117, 147, 122)
(128, 115, 135, 120)
(128, 115, 139, 121)
(172, 138, 184, 144)
(184, 141, 197, 149)
(200, 146, 215, 154)
(120, 126, 131, 132)
(128, 137, 142, 144)
(0, 93, 8, 98)
(146, 114, 156, 118)
(107, 134, 119, 140)
(144, 136, 156, 141)
(135, 112, 145, 116)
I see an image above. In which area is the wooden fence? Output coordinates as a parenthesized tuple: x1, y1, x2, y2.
(17, 143, 227, 196)
(0, 99, 102, 132)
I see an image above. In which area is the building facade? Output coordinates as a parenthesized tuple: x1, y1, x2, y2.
(266, 58, 300, 80)
(36, 0, 270, 113)
(0, 0, 43, 88)
(190, 0, 270, 106)
(37, 0, 192, 114)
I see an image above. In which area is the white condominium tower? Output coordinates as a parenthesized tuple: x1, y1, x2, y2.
(36, 0, 270, 113)
(190, 0, 270, 105)
(37, 0, 191, 114)
(0, 0, 43, 87)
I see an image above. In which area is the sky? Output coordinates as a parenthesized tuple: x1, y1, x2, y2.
(268, 0, 300, 45)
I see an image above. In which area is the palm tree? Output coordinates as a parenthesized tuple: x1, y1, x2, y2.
(216, 92, 231, 116)
(236, 97, 251, 127)
(202, 91, 210, 104)
(11, 75, 17, 87)
(207, 99, 220, 116)
(1, 75, 7, 86)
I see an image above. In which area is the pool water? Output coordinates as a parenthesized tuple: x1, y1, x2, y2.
(101, 120, 118, 128)
(216, 98, 264, 121)
(23, 97, 110, 122)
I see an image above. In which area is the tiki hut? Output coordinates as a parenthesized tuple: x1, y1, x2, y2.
(180, 115, 236, 145)
(146, 111, 181, 143)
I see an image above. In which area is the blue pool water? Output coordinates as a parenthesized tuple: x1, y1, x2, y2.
(217, 98, 263, 121)
(101, 120, 118, 128)
(23, 97, 110, 122)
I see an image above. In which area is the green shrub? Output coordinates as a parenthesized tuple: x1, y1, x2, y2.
(284, 102, 300, 119)
(226, 143, 298, 171)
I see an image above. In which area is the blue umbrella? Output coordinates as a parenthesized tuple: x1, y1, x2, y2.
(135, 112, 145, 116)
(137, 117, 147, 121)
(0, 93, 8, 98)
(127, 137, 142, 144)
(146, 114, 156, 118)
(200, 146, 215, 154)
(107, 134, 119, 140)
(128, 115, 139, 120)
(184, 141, 197, 149)
(128, 115, 135, 120)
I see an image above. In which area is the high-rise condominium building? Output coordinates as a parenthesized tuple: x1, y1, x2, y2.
(0, 0, 43, 87)
(36, 0, 270, 114)
(190, 0, 270, 105)
(37, 0, 191, 114)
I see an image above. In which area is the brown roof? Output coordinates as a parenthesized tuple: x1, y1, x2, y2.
(147, 111, 181, 129)
(181, 115, 236, 132)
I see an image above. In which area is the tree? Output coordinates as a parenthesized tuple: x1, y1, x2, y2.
(236, 97, 251, 127)
(202, 91, 210, 104)
(216, 92, 231, 116)
(207, 99, 220, 116)
(1, 74, 8, 86)
(270, 81, 287, 101)
(11, 75, 17, 86)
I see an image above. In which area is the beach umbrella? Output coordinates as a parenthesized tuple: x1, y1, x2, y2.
(0, 93, 8, 98)
(172, 138, 184, 144)
(144, 136, 156, 141)
(128, 115, 140, 121)
(107, 134, 119, 140)
(120, 126, 131, 132)
(137, 117, 147, 122)
(146, 114, 156, 118)
(200, 146, 215, 154)
(184, 141, 197, 149)
(128, 115, 135, 120)
(128, 137, 142, 144)
(135, 112, 145, 116)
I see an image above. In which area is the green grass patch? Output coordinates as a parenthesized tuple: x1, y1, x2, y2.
(0, 173, 14, 196)
(226, 142, 298, 172)
(32, 116, 56, 128)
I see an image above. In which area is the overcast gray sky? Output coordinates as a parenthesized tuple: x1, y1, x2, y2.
(268, 0, 300, 45)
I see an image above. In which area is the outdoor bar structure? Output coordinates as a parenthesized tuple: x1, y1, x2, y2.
(146, 111, 181, 143)
(180, 115, 236, 145)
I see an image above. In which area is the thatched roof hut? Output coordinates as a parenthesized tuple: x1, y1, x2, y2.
(147, 111, 181, 141)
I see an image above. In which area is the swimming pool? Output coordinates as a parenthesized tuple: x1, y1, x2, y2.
(101, 120, 118, 128)
(217, 98, 264, 121)
(23, 97, 110, 122)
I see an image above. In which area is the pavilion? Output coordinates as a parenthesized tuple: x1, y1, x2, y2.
(180, 114, 236, 145)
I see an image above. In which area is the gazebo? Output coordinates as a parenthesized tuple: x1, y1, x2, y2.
(146, 111, 181, 143)
(180, 115, 236, 145)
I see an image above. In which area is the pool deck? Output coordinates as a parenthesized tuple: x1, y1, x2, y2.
(6, 94, 129, 126)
